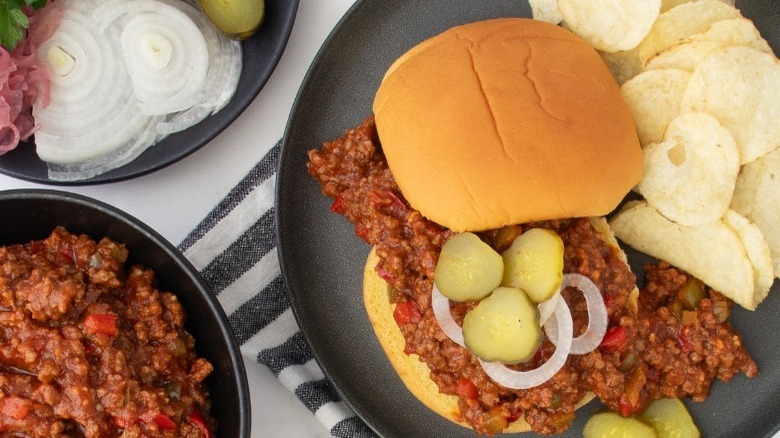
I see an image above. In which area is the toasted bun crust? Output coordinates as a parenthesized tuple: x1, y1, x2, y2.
(373, 18, 642, 232)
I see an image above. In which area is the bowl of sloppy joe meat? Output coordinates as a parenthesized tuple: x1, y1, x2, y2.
(0, 189, 249, 438)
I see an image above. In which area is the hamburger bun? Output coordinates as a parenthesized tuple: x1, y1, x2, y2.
(372, 18, 642, 232)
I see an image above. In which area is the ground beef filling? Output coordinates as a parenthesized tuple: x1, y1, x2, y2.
(307, 117, 757, 435)
(0, 228, 215, 438)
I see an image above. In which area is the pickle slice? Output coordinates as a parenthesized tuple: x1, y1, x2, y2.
(434, 233, 504, 302)
(501, 228, 564, 303)
(583, 412, 657, 438)
(462, 287, 542, 364)
(198, 0, 265, 40)
(641, 398, 700, 438)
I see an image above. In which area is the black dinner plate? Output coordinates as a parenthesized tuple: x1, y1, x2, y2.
(0, 0, 299, 185)
(277, 1, 780, 437)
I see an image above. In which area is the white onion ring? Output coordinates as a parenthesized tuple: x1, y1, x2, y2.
(33, 0, 242, 181)
(479, 298, 573, 389)
(538, 288, 563, 326)
(431, 282, 466, 348)
(544, 273, 608, 355)
(93, 0, 210, 115)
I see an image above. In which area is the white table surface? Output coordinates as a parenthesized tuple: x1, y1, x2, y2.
(0, 0, 351, 436)
(2, 2, 778, 437)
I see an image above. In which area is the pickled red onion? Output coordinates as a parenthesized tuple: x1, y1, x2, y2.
(0, 3, 61, 155)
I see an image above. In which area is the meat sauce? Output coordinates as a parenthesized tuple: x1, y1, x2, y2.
(307, 117, 757, 435)
(0, 228, 214, 438)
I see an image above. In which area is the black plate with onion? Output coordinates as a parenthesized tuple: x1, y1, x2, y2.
(0, 0, 298, 185)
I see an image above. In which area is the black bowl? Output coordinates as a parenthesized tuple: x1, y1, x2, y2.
(0, 189, 250, 437)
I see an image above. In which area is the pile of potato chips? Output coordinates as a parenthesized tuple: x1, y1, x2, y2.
(531, 0, 780, 310)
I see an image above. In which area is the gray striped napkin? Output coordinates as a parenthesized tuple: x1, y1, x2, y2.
(176, 141, 376, 438)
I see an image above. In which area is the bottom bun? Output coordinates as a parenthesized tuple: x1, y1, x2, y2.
(363, 245, 601, 432)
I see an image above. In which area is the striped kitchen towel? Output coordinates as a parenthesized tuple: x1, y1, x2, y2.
(177, 140, 376, 438)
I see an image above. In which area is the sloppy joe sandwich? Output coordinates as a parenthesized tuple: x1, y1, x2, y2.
(372, 18, 641, 232)
(307, 17, 757, 436)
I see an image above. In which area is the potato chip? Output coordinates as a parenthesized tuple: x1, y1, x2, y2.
(599, 48, 643, 85)
(681, 45, 780, 164)
(530, 0, 563, 24)
(646, 17, 774, 71)
(661, 0, 735, 13)
(732, 148, 780, 277)
(558, 0, 661, 52)
(689, 18, 773, 53)
(609, 200, 756, 310)
(637, 112, 739, 226)
(722, 210, 774, 307)
(620, 68, 690, 146)
(637, 0, 741, 64)
(645, 40, 728, 71)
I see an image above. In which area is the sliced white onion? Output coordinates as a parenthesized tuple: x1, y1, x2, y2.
(93, 0, 210, 115)
(538, 288, 563, 326)
(544, 273, 608, 355)
(479, 298, 573, 389)
(32, 0, 157, 180)
(431, 282, 466, 348)
(32, 0, 243, 181)
(45, 115, 164, 181)
(152, 0, 242, 137)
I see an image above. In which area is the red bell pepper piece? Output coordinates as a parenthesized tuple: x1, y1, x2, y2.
(456, 377, 479, 400)
(330, 194, 345, 215)
(678, 332, 694, 353)
(84, 314, 118, 337)
(152, 413, 176, 430)
(141, 411, 176, 430)
(600, 326, 627, 352)
(393, 301, 421, 326)
(188, 410, 213, 438)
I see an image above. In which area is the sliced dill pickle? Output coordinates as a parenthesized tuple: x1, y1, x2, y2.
(434, 233, 503, 302)
(462, 287, 541, 364)
(641, 398, 700, 438)
(198, 0, 265, 40)
(583, 412, 657, 438)
(501, 228, 564, 303)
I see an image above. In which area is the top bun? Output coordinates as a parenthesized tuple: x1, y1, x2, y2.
(373, 18, 642, 232)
